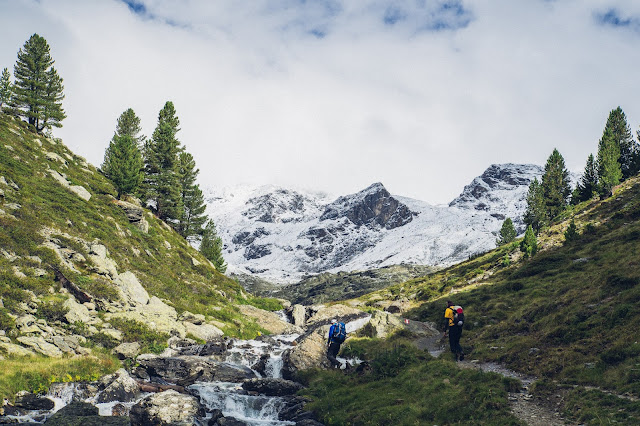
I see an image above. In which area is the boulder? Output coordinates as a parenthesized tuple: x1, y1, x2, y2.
(16, 336, 63, 357)
(237, 305, 303, 335)
(242, 378, 304, 396)
(183, 322, 223, 341)
(136, 354, 256, 385)
(97, 369, 140, 403)
(0, 340, 36, 357)
(112, 342, 141, 359)
(281, 326, 329, 379)
(44, 401, 130, 425)
(88, 244, 118, 277)
(305, 304, 364, 327)
(107, 296, 184, 337)
(113, 200, 148, 233)
(129, 390, 204, 426)
(362, 310, 440, 339)
(178, 311, 205, 325)
(291, 304, 306, 327)
(69, 185, 91, 201)
(14, 392, 55, 410)
(64, 297, 99, 325)
(113, 271, 149, 306)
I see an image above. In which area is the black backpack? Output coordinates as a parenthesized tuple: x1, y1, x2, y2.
(332, 322, 347, 343)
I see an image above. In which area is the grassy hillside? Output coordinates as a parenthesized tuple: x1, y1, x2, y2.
(0, 114, 282, 398)
(330, 174, 640, 424)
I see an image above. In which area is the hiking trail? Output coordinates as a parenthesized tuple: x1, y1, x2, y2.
(413, 333, 574, 426)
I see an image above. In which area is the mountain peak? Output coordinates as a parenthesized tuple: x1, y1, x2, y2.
(320, 182, 416, 230)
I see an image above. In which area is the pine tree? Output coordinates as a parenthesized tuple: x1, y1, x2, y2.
(103, 134, 143, 198)
(11, 34, 66, 132)
(597, 126, 622, 197)
(523, 178, 546, 233)
(200, 219, 227, 273)
(602, 107, 638, 180)
(520, 225, 537, 259)
(541, 148, 571, 220)
(103, 108, 145, 179)
(143, 101, 183, 222)
(496, 218, 517, 246)
(571, 154, 598, 205)
(564, 219, 579, 244)
(0, 68, 11, 111)
(177, 151, 207, 240)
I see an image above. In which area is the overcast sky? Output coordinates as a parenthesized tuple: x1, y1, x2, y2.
(1, 0, 639, 204)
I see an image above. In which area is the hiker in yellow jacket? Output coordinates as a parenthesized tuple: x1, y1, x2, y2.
(443, 300, 464, 361)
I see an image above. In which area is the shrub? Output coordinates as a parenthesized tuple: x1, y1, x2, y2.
(36, 302, 69, 323)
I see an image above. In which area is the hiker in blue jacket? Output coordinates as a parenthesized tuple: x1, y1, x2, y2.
(327, 319, 346, 368)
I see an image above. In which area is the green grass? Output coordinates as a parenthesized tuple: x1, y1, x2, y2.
(0, 353, 119, 402)
(298, 335, 522, 425)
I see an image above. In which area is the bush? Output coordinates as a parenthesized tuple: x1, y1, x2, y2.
(36, 302, 69, 323)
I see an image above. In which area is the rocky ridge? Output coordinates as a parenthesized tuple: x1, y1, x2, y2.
(205, 164, 555, 283)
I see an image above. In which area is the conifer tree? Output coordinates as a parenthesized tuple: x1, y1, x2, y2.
(571, 154, 598, 205)
(177, 151, 207, 240)
(496, 218, 516, 246)
(564, 219, 579, 244)
(523, 178, 546, 233)
(200, 219, 227, 273)
(0, 68, 11, 111)
(103, 134, 143, 198)
(143, 101, 183, 222)
(597, 127, 622, 197)
(601, 107, 638, 180)
(520, 225, 537, 259)
(541, 148, 571, 220)
(103, 108, 145, 178)
(11, 34, 66, 132)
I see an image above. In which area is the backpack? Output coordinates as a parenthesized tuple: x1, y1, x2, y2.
(452, 306, 464, 327)
(332, 322, 347, 343)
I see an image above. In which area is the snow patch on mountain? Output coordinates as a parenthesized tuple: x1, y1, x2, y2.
(204, 164, 548, 283)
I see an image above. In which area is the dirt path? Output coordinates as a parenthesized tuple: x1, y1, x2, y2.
(414, 335, 573, 426)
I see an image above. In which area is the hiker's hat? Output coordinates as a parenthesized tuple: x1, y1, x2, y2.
(331, 319, 337, 324)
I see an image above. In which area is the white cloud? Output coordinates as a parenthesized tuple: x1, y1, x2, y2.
(1, 0, 639, 204)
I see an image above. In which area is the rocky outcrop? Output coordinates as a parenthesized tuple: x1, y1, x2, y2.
(129, 390, 204, 426)
(97, 368, 140, 404)
(107, 296, 185, 337)
(304, 304, 365, 327)
(237, 305, 303, 335)
(113, 199, 149, 233)
(242, 378, 304, 396)
(281, 326, 329, 379)
(361, 310, 440, 339)
(112, 342, 141, 359)
(113, 271, 149, 306)
(136, 354, 256, 385)
(44, 401, 130, 425)
(183, 321, 224, 341)
(320, 183, 416, 230)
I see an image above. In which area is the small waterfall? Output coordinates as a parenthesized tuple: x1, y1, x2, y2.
(46, 382, 77, 412)
(190, 383, 294, 425)
(264, 355, 284, 379)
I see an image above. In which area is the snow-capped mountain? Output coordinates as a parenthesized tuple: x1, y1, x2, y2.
(204, 164, 547, 283)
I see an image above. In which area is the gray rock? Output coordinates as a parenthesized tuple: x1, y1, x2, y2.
(97, 369, 140, 403)
(129, 390, 204, 426)
(183, 322, 224, 341)
(113, 271, 149, 306)
(291, 304, 306, 327)
(44, 401, 130, 425)
(112, 342, 141, 359)
(242, 378, 304, 396)
(16, 336, 63, 357)
(14, 392, 55, 410)
(137, 354, 256, 385)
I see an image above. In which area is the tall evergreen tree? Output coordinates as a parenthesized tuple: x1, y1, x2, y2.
(571, 154, 598, 205)
(496, 218, 517, 246)
(541, 148, 571, 220)
(0, 68, 11, 111)
(520, 225, 538, 259)
(102, 134, 143, 198)
(601, 107, 638, 180)
(597, 126, 622, 197)
(523, 178, 546, 234)
(176, 151, 207, 240)
(200, 219, 227, 273)
(143, 101, 183, 222)
(11, 34, 66, 132)
(103, 108, 145, 178)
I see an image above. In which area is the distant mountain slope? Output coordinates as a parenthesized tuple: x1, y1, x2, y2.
(205, 164, 547, 283)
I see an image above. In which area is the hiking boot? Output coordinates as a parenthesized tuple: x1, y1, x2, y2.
(459, 353, 464, 361)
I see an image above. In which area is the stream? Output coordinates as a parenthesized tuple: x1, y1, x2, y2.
(2, 313, 370, 425)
